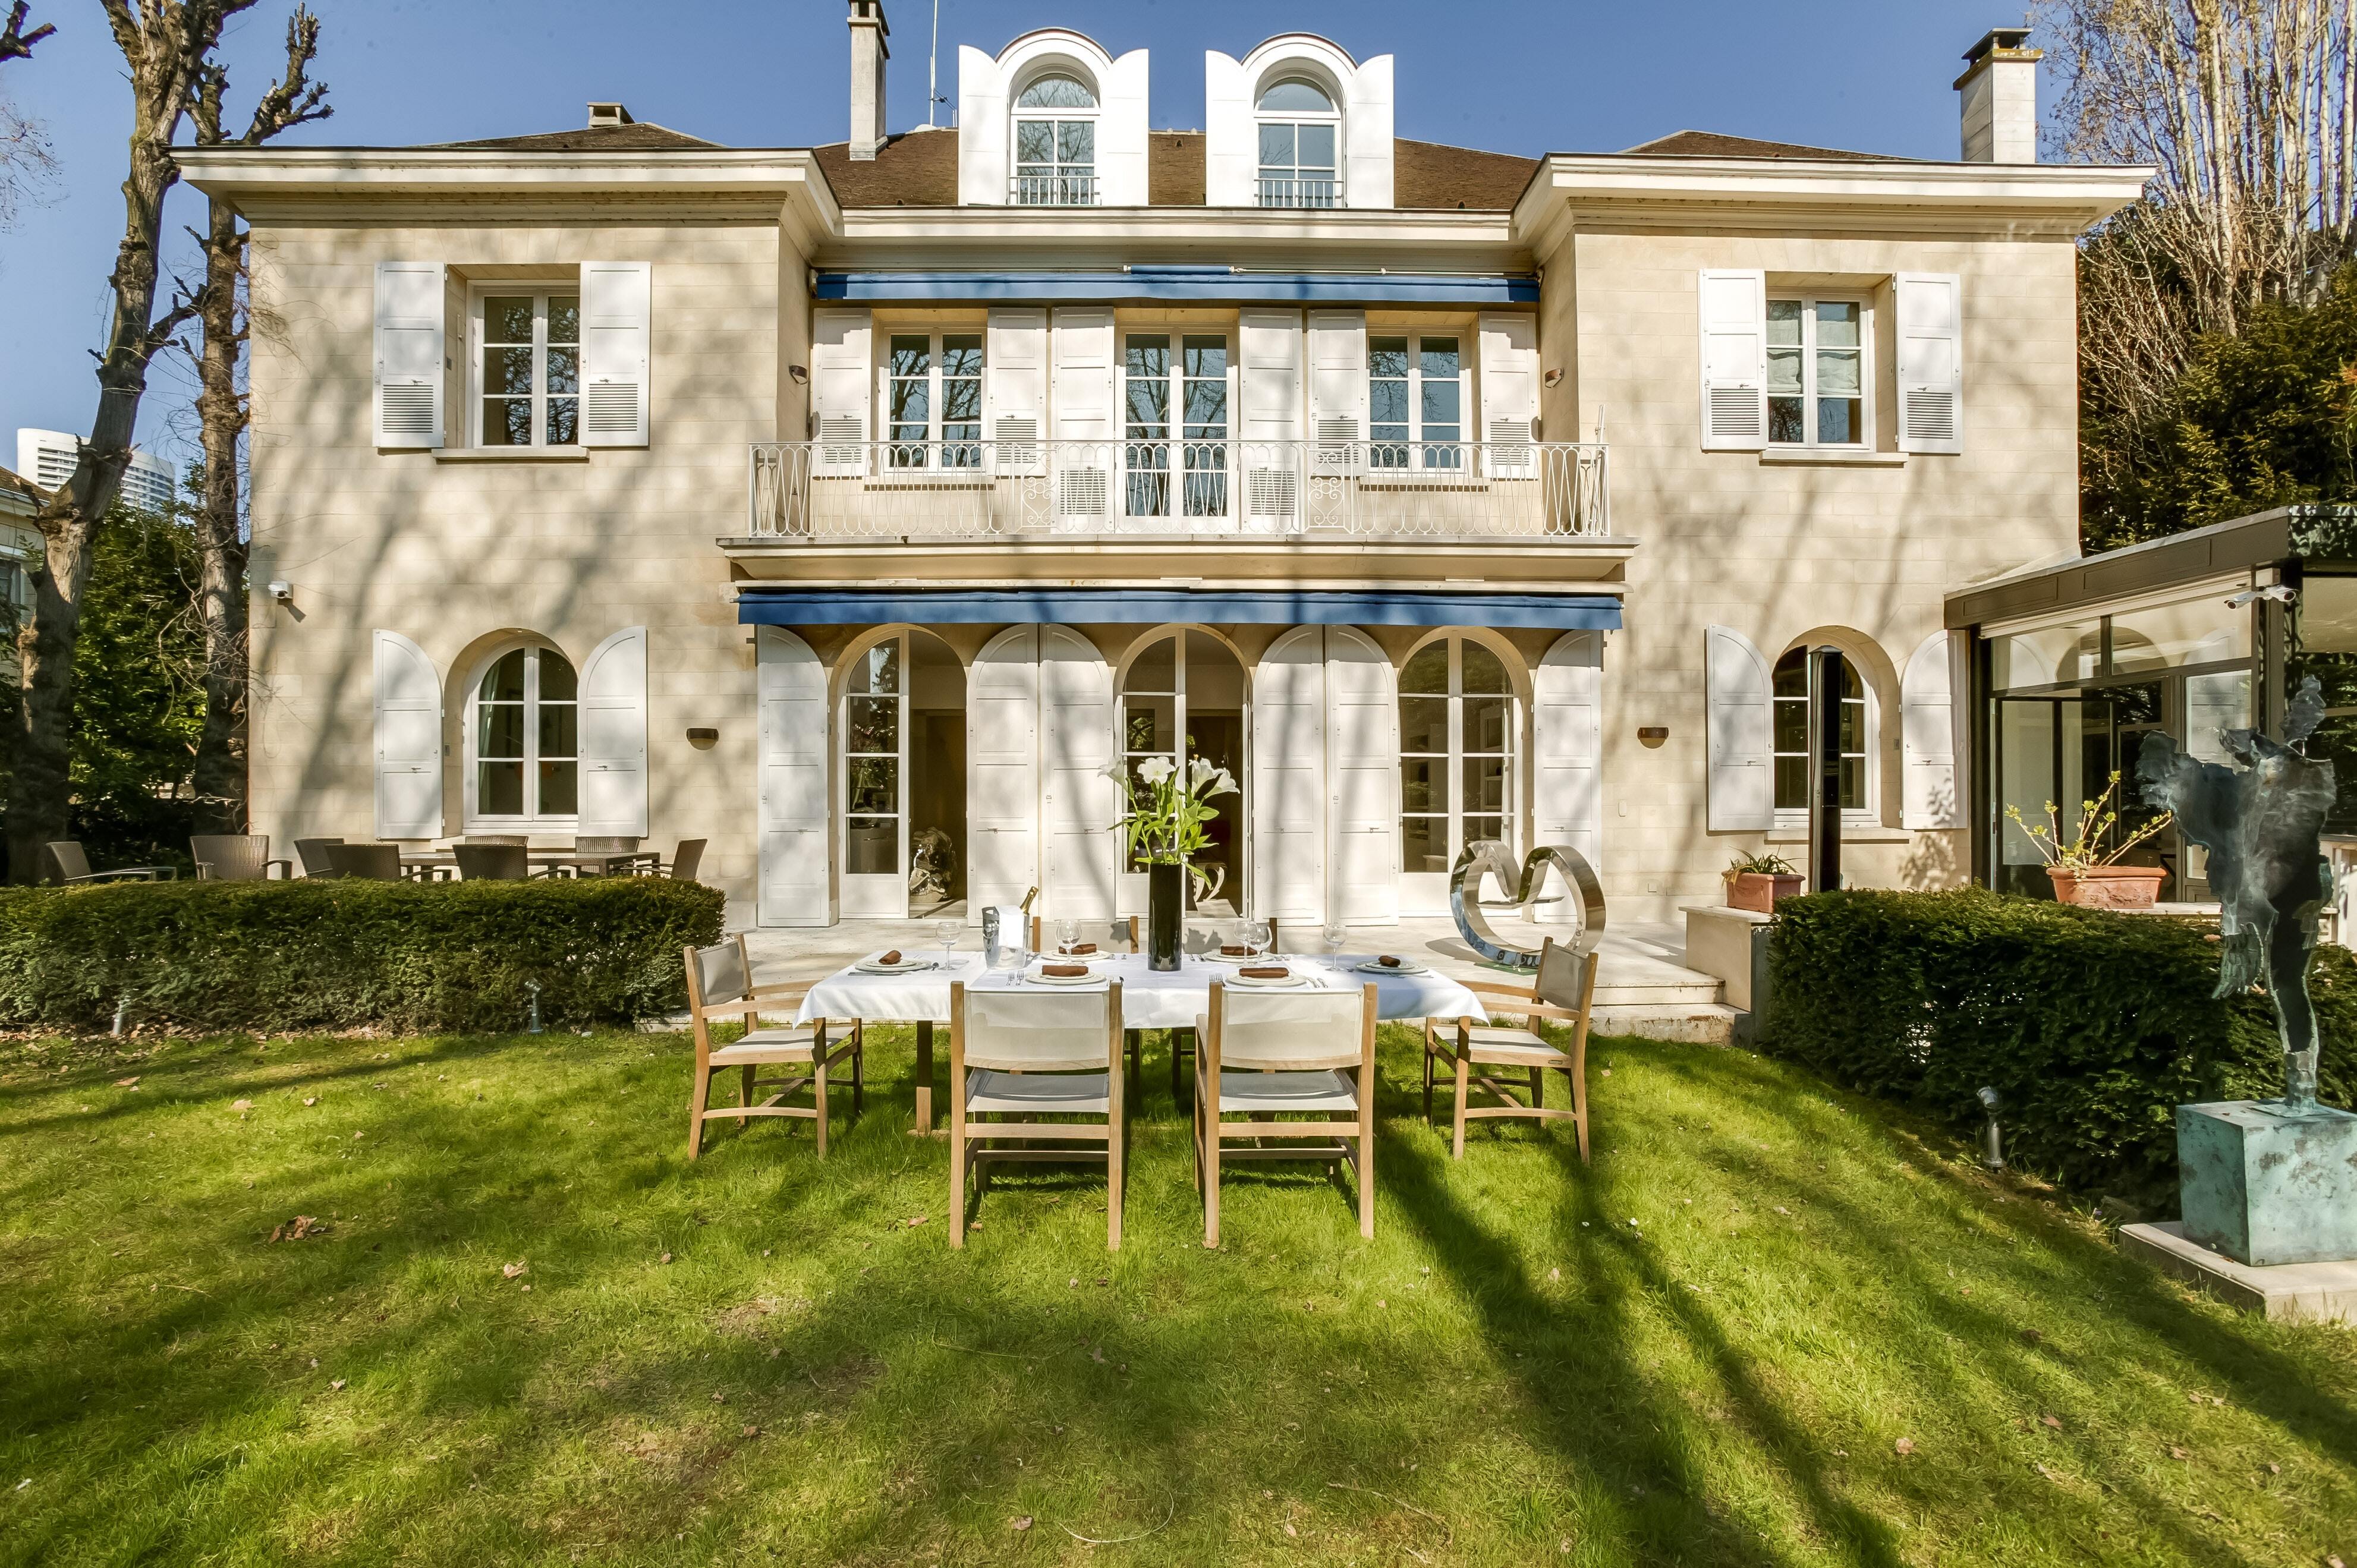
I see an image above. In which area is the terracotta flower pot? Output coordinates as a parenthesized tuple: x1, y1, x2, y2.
(1726, 871, 1806, 914)
(2046, 865, 2167, 909)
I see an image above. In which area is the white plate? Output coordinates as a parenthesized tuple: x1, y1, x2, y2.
(1225, 971, 1313, 990)
(854, 958, 935, 975)
(1025, 967, 1109, 987)
(1354, 959, 1431, 977)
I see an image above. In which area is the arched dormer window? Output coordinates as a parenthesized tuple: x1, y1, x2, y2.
(1012, 71, 1099, 205)
(1255, 75, 1339, 208)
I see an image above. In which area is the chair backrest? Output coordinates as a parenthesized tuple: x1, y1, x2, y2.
(192, 835, 270, 881)
(668, 839, 707, 881)
(328, 842, 403, 880)
(454, 843, 528, 881)
(956, 981, 1122, 1072)
(1207, 980, 1374, 1072)
(574, 836, 640, 858)
(464, 834, 527, 847)
(46, 842, 92, 882)
(688, 936, 752, 1010)
(294, 837, 344, 877)
(1031, 915, 1138, 953)
(1534, 937, 1594, 1014)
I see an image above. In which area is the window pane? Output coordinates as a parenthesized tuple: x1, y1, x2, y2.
(1258, 122, 1296, 166)
(1017, 73, 1096, 108)
(545, 398, 578, 446)
(2113, 593, 2254, 673)
(1402, 643, 1448, 694)
(1766, 346, 1802, 396)
(846, 818, 898, 874)
(485, 345, 533, 395)
(941, 335, 983, 376)
(478, 701, 524, 760)
(1464, 694, 1511, 752)
(1774, 755, 1806, 811)
(890, 335, 931, 377)
(1463, 757, 1508, 814)
(539, 759, 578, 816)
(1182, 336, 1227, 379)
(480, 649, 528, 703)
(847, 695, 898, 754)
(1058, 120, 1094, 164)
(1838, 756, 1865, 810)
(1015, 120, 1055, 163)
(1462, 641, 1508, 694)
(1814, 300, 1860, 348)
(479, 760, 524, 817)
(846, 758, 899, 816)
(1838, 698, 1865, 754)
(1297, 124, 1336, 168)
(1257, 78, 1334, 113)
(1399, 695, 1448, 753)
(848, 640, 900, 695)
(889, 375, 930, 428)
(485, 297, 533, 343)
(1766, 299, 1802, 345)
(1370, 379, 1409, 432)
(1401, 813, 1448, 872)
(1400, 757, 1439, 813)
(538, 701, 577, 760)
(1816, 348, 1861, 398)
(1771, 648, 1808, 696)
(1768, 398, 1805, 445)
(1124, 696, 1176, 754)
(1419, 338, 1459, 380)
(1127, 637, 1175, 692)
(1816, 398, 1861, 445)
(1369, 337, 1409, 378)
(1774, 695, 1807, 754)
(537, 653, 577, 702)
(1423, 379, 1461, 427)
(1464, 816, 1505, 848)
(547, 296, 580, 345)
(544, 346, 579, 396)
(942, 374, 981, 424)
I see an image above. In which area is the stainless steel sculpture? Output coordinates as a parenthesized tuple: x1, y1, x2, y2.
(2136, 676, 2335, 1111)
(1449, 839, 1608, 969)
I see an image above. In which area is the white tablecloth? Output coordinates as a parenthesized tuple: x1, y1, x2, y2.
(796, 951, 1489, 1031)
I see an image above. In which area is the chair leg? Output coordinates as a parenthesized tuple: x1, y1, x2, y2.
(1203, 1127, 1221, 1249)
(813, 1051, 829, 1161)
(1107, 1117, 1124, 1254)
(1571, 1065, 1590, 1165)
(741, 1064, 756, 1109)
(1452, 1050, 1471, 1160)
(1358, 1069, 1376, 1241)
(949, 1081, 968, 1249)
(1421, 1024, 1436, 1126)
(686, 1065, 712, 1160)
(1530, 1066, 1544, 1109)
(1170, 1029, 1183, 1096)
(851, 1028, 864, 1113)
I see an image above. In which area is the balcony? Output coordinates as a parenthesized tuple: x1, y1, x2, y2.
(1255, 175, 1341, 209)
(1009, 172, 1099, 206)
(742, 438, 1609, 542)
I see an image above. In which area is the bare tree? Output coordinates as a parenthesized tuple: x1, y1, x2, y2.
(7, 1, 253, 883)
(0, 4, 59, 231)
(182, 8, 328, 835)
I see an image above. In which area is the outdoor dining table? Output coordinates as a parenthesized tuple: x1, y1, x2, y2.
(395, 851, 621, 880)
(797, 950, 1490, 1135)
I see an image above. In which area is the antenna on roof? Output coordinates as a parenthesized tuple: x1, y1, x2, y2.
(926, 0, 942, 128)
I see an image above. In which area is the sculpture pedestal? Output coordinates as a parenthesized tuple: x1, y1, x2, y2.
(2177, 1100, 2357, 1266)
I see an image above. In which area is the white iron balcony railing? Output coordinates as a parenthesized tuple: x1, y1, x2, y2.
(1009, 172, 1099, 206)
(1255, 175, 1341, 209)
(743, 437, 1609, 541)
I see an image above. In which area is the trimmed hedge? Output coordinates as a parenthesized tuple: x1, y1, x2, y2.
(0, 877, 726, 1034)
(1765, 889, 2356, 1201)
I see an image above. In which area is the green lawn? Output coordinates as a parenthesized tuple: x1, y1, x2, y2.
(2, 1022, 2352, 1567)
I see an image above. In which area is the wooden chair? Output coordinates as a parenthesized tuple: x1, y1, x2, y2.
(293, 837, 344, 878)
(326, 842, 404, 880)
(1194, 979, 1379, 1247)
(1424, 936, 1598, 1163)
(683, 935, 863, 1160)
(191, 835, 291, 881)
(452, 843, 529, 880)
(46, 841, 175, 884)
(1033, 915, 1147, 1084)
(950, 978, 1126, 1251)
(657, 838, 706, 881)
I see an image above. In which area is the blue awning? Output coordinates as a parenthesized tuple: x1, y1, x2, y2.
(736, 588, 1621, 631)
(813, 267, 1540, 306)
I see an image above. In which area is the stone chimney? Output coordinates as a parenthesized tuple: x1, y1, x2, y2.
(1955, 27, 2041, 163)
(848, 0, 890, 161)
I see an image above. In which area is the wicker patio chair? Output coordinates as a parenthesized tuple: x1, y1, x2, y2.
(564, 835, 650, 877)
(190, 835, 291, 881)
(1423, 935, 1597, 1163)
(1194, 978, 1379, 1247)
(452, 843, 529, 881)
(47, 842, 175, 884)
(682, 935, 863, 1160)
(325, 842, 403, 880)
(293, 837, 344, 878)
(950, 978, 1126, 1251)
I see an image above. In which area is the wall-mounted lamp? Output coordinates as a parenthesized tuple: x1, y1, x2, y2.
(267, 580, 292, 603)
(1543, 367, 1564, 388)
(1637, 725, 1669, 748)
(685, 726, 719, 750)
(786, 365, 810, 386)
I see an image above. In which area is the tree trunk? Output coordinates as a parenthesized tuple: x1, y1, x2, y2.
(190, 190, 248, 836)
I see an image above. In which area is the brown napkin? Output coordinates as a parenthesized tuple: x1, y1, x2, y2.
(1220, 944, 1248, 956)
(1239, 965, 1289, 981)
(1041, 962, 1088, 978)
(1063, 942, 1097, 955)
(1378, 955, 1403, 968)
(879, 950, 902, 965)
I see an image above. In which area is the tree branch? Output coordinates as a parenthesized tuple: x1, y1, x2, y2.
(241, 7, 329, 144)
(0, 2, 55, 65)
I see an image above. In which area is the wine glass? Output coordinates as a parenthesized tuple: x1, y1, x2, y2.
(1323, 918, 1348, 958)
(1246, 920, 1270, 958)
(936, 918, 960, 971)
(1058, 918, 1078, 955)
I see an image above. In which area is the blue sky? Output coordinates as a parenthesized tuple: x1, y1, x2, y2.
(0, 0, 2031, 463)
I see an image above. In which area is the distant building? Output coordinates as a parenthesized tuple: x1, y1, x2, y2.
(1, 465, 40, 681)
(15, 428, 177, 515)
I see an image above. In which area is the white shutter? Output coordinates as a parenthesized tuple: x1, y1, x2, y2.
(1902, 630, 1963, 830)
(1532, 629, 1603, 919)
(580, 261, 650, 447)
(1306, 310, 1366, 475)
(1040, 625, 1117, 918)
(1327, 628, 1398, 924)
(968, 625, 1041, 918)
(1896, 272, 1963, 454)
(757, 626, 832, 926)
(1050, 309, 1115, 526)
(373, 262, 445, 448)
(1239, 309, 1304, 529)
(986, 307, 1047, 477)
(373, 631, 443, 838)
(1252, 625, 1327, 921)
(811, 308, 871, 476)
(1697, 269, 1767, 451)
(1478, 312, 1540, 477)
(577, 626, 649, 837)
(1705, 624, 1774, 832)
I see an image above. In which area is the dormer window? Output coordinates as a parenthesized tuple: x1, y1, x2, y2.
(1012, 72, 1099, 206)
(1255, 77, 1340, 208)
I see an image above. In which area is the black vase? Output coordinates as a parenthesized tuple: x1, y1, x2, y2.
(1147, 860, 1183, 972)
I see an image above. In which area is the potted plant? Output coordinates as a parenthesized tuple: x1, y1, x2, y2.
(2006, 771, 2175, 908)
(1723, 850, 1804, 913)
(1112, 755, 1239, 971)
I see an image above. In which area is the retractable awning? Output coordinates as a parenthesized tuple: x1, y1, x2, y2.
(812, 267, 1540, 306)
(734, 587, 1622, 631)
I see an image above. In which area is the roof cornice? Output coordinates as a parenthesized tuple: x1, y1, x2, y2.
(1512, 153, 2152, 248)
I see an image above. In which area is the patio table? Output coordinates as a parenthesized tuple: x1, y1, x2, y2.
(798, 950, 1488, 1134)
(396, 852, 604, 880)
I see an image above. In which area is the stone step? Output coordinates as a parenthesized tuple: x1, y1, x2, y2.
(1593, 980, 1727, 1007)
(1591, 1002, 1741, 1045)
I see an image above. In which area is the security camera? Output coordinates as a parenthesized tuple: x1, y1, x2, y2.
(2226, 584, 2297, 608)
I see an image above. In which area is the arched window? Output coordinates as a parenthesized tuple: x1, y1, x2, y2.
(1012, 71, 1098, 205)
(1399, 637, 1515, 886)
(1120, 630, 1247, 912)
(1772, 647, 1870, 814)
(467, 645, 577, 826)
(1255, 75, 1339, 208)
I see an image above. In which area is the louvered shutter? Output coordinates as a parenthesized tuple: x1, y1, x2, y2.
(1238, 309, 1304, 529)
(1327, 628, 1399, 924)
(1902, 631, 1963, 830)
(580, 261, 650, 446)
(577, 626, 649, 837)
(373, 262, 445, 448)
(757, 627, 832, 926)
(1251, 625, 1326, 921)
(811, 308, 871, 476)
(986, 307, 1047, 478)
(1704, 624, 1774, 832)
(1697, 269, 1767, 451)
(1040, 625, 1117, 917)
(1478, 313, 1539, 477)
(372, 631, 443, 837)
(1896, 273, 1964, 454)
(968, 625, 1042, 916)
(1532, 629, 1603, 919)
(1050, 310, 1115, 526)
(1306, 310, 1366, 476)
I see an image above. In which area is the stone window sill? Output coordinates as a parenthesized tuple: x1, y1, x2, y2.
(431, 446, 591, 462)
(1766, 821, 1914, 844)
(1758, 448, 1906, 467)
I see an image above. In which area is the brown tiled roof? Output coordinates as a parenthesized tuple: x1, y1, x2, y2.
(1617, 129, 1899, 162)
(811, 129, 960, 206)
(1150, 131, 1205, 206)
(432, 121, 722, 152)
(0, 465, 41, 503)
(1393, 138, 1540, 210)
